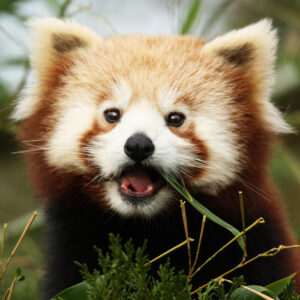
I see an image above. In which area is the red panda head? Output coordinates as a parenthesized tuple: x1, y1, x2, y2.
(13, 18, 291, 217)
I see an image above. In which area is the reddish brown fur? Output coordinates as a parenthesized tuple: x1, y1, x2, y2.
(18, 59, 80, 199)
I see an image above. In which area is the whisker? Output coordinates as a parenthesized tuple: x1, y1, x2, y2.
(12, 146, 80, 154)
(235, 175, 272, 202)
(82, 173, 102, 190)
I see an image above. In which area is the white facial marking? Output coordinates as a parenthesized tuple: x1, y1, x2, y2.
(99, 80, 132, 114)
(90, 100, 195, 179)
(11, 87, 40, 121)
(158, 85, 190, 117)
(194, 114, 240, 192)
(46, 88, 97, 171)
(104, 181, 174, 217)
(112, 79, 132, 108)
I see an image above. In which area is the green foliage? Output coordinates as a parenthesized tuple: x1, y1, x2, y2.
(230, 278, 300, 300)
(79, 234, 190, 300)
(54, 234, 190, 300)
(0, 81, 10, 106)
(53, 235, 300, 300)
(279, 280, 300, 300)
(0, 0, 27, 14)
(266, 273, 296, 296)
(151, 262, 190, 299)
(230, 285, 278, 300)
(197, 277, 245, 300)
(52, 282, 89, 300)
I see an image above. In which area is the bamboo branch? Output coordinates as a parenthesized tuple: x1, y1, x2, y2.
(180, 200, 192, 273)
(5, 277, 17, 300)
(191, 244, 300, 295)
(0, 223, 8, 289)
(190, 217, 264, 280)
(238, 191, 247, 262)
(189, 215, 206, 280)
(146, 238, 194, 265)
(2, 212, 37, 277)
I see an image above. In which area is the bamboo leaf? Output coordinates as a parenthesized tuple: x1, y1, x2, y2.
(0, 0, 27, 14)
(266, 273, 296, 296)
(0, 81, 10, 106)
(180, 0, 202, 34)
(160, 173, 244, 249)
(230, 285, 279, 300)
(0, 57, 29, 67)
(52, 281, 88, 300)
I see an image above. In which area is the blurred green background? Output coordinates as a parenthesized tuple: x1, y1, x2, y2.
(0, 0, 299, 299)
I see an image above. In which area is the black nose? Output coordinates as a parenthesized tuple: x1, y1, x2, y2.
(124, 133, 155, 161)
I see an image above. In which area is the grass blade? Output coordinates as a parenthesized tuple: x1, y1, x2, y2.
(180, 0, 202, 34)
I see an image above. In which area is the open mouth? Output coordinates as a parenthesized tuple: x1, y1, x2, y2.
(117, 164, 166, 202)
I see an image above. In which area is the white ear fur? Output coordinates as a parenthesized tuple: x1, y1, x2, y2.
(202, 19, 292, 134)
(12, 18, 101, 122)
(28, 18, 101, 78)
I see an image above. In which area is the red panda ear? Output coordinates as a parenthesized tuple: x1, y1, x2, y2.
(11, 18, 102, 122)
(27, 18, 101, 81)
(202, 19, 292, 134)
(202, 19, 277, 85)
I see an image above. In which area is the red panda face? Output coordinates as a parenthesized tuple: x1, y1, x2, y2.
(13, 19, 291, 217)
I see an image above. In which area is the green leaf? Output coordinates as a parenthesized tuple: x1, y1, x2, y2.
(0, 0, 29, 14)
(15, 267, 26, 281)
(15, 267, 22, 277)
(52, 281, 89, 300)
(0, 81, 10, 105)
(180, 0, 202, 34)
(266, 273, 296, 296)
(46, 0, 61, 14)
(230, 285, 279, 300)
(160, 173, 244, 249)
(18, 275, 26, 281)
(0, 57, 29, 67)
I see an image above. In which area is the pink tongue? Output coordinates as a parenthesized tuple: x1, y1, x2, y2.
(120, 166, 153, 194)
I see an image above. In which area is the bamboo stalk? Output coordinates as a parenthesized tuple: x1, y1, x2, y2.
(3, 212, 37, 276)
(191, 244, 300, 295)
(189, 215, 206, 280)
(238, 191, 247, 261)
(180, 200, 192, 272)
(146, 238, 194, 265)
(190, 217, 265, 280)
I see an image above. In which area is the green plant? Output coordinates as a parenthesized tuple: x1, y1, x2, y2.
(0, 212, 37, 299)
(53, 234, 300, 300)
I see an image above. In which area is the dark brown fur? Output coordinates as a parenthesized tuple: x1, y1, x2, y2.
(52, 33, 85, 53)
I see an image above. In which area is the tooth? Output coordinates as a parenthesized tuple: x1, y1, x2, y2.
(146, 185, 154, 192)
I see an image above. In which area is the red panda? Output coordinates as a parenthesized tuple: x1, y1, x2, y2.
(13, 18, 300, 298)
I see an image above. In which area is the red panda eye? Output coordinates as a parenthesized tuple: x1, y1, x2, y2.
(104, 109, 121, 123)
(167, 112, 185, 127)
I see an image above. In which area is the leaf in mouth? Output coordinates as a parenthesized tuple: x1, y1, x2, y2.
(160, 172, 245, 250)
